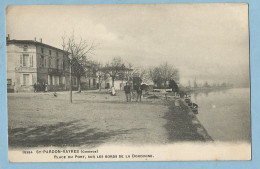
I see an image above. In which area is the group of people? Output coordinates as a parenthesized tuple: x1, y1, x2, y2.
(33, 82, 48, 92)
(124, 82, 143, 102)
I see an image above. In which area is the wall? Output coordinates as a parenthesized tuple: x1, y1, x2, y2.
(35, 44, 72, 91)
(6, 43, 37, 92)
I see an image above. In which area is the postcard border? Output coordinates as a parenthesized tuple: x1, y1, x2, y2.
(0, 0, 259, 168)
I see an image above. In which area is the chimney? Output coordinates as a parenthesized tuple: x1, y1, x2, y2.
(40, 38, 42, 43)
(34, 37, 37, 41)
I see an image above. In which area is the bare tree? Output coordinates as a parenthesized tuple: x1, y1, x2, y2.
(148, 62, 179, 88)
(159, 62, 179, 87)
(86, 61, 106, 91)
(102, 57, 131, 87)
(148, 66, 163, 87)
(61, 33, 97, 103)
(131, 66, 150, 83)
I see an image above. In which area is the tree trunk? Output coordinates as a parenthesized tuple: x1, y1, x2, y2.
(112, 76, 115, 87)
(70, 65, 72, 103)
(99, 76, 101, 91)
(78, 77, 81, 93)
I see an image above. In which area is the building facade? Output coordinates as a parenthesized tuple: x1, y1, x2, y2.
(6, 37, 77, 92)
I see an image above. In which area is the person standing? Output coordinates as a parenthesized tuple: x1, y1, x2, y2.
(111, 86, 116, 96)
(37, 82, 40, 92)
(136, 85, 142, 102)
(124, 83, 131, 102)
(45, 83, 48, 92)
(33, 83, 37, 92)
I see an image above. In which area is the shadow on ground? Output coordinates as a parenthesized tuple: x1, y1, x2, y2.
(163, 101, 206, 142)
(9, 120, 144, 148)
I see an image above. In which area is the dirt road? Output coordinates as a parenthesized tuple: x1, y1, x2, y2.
(8, 90, 207, 148)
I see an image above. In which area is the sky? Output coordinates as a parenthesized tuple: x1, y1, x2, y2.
(6, 4, 250, 87)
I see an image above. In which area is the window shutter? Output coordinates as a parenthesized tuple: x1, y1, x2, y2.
(20, 75, 23, 86)
(32, 55, 33, 67)
(20, 55, 23, 67)
(30, 55, 33, 67)
(48, 75, 51, 84)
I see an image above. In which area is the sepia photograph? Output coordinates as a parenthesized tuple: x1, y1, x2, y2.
(6, 3, 250, 162)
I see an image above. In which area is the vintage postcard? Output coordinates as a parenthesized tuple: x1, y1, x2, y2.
(6, 3, 250, 162)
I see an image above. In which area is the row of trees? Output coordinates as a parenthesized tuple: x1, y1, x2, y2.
(188, 79, 234, 89)
(61, 34, 179, 103)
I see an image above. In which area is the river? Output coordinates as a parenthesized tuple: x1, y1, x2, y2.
(190, 88, 251, 142)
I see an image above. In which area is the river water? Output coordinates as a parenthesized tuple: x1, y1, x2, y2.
(190, 88, 251, 142)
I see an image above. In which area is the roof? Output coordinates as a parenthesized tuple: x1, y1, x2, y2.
(6, 39, 68, 54)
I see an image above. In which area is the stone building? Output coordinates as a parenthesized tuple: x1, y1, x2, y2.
(6, 35, 77, 92)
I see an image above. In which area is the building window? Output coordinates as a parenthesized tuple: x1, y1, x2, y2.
(93, 79, 96, 86)
(62, 61, 65, 70)
(49, 57, 51, 68)
(56, 59, 59, 69)
(41, 47, 44, 53)
(48, 75, 53, 85)
(23, 54, 30, 67)
(44, 58, 47, 67)
(55, 76, 60, 85)
(7, 79, 12, 85)
(62, 77, 65, 84)
(73, 77, 77, 85)
(40, 55, 44, 67)
(23, 74, 29, 86)
(23, 45, 28, 51)
(49, 50, 52, 55)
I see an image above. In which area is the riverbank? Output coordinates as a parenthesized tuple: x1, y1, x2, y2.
(163, 98, 213, 142)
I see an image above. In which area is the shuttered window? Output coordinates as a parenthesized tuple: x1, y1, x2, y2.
(20, 55, 23, 66)
(23, 54, 29, 67)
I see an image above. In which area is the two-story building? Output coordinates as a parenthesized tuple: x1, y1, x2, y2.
(6, 35, 77, 92)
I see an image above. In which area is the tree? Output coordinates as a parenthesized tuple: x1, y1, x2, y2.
(169, 79, 179, 92)
(131, 66, 150, 83)
(148, 66, 163, 87)
(159, 62, 179, 87)
(203, 81, 210, 88)
(91, 61, 106, 91)
(148, 62, 179, 88)
(102, 57, 131, 87)
(62, 33, 96, 103)
(71, 57, 86, 92)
